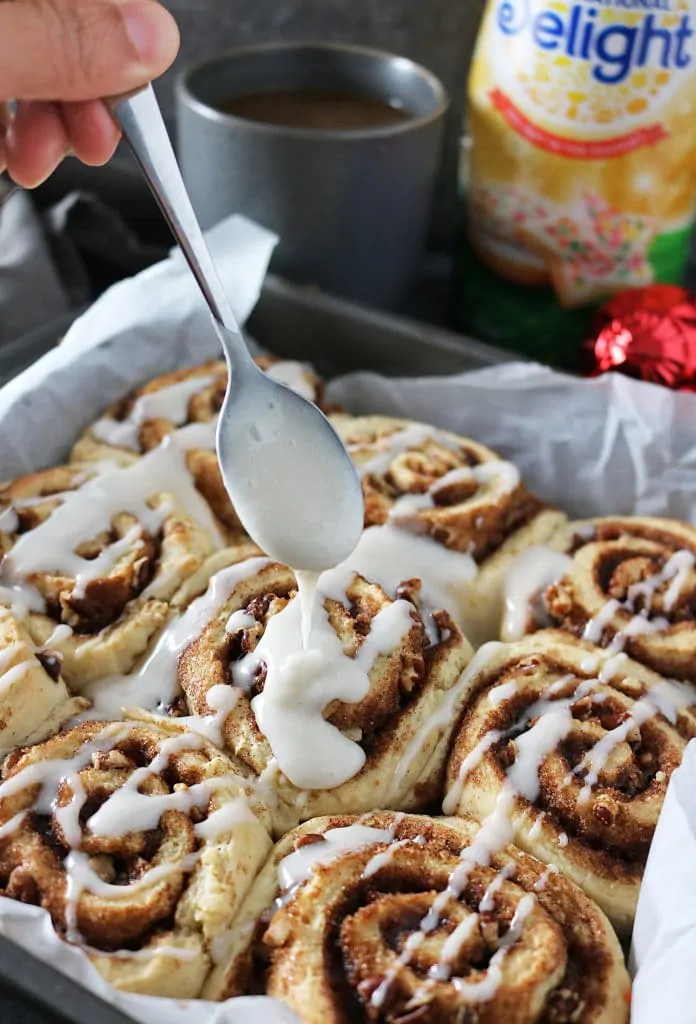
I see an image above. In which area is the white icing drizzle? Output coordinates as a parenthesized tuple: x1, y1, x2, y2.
(575, 698, 658, 803)
(351, 424, 447, 478)
(0, 723, 254, 949)
(0, 436, 223, 608)
(627, 549, 695, 613)
(663, 551, 695, 610)
(264, 361, 316, 402)
(412, 679, 596, 987)
(84, 557, 271, 718)
(44, 623, 74, 647)
(277, 825, 395, 895)
(0, 508, 18, 533)
(390, 461, 521, 524)
(73, 526, 145, 600)
(91, 374, 217, 451)
(245, 565, 416, 790)
(0, 642, 25, 674)
(583, 599, 621, 644)
(435, 915, 479, 980)
(392, 643, 505, 804)
(0, 724, 131, 810)
(226, 610, 257, 634)
(581, 655, 600, 674)
(581, 547, 695, 659)
(338, 524, 477, 645)
(361, 835, 427, 879)
(488, 681, 519, 706)
(533, 864, 558, 892)
(574, 671, 695, 802)
(478, 862, 515, 912)
(171, 684, 242, 749)
(192, 796, 257, 841)
(0, 811, 27, 839)
(63, 850, 202, 941)
(84, 732, 228, 838)
(558, 833, 569, 848)
(170, 421, 218, 452)
(372, 677, 590, 1011)
(295, 570, 319, 650)
(450, 895, 536, 1003)
(0, 582, 45, 619)
(443, 729, 502, 816)
(527, 812, 546, 840)
(370, 933, 425, 1009)
(0, 655, 42, 696)
(502, 546, 573, 641)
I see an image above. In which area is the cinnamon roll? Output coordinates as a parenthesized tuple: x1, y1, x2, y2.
(0, 609, 87, 751)
(205, 811, 630, 1024)
(71, 358, 330, 541)
(502, 516, 696, 683)
(444, 631, 696, 934)
(0, 719, 272, 997)
(137, 548, 474, 835)
(0, 451, 219, 688)
(331, 414, 565, 645)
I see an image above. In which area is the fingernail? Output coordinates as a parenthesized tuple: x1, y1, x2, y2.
(121, 1, 180, 66)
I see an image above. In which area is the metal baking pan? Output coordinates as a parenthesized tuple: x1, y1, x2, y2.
(0, 273, 516, 386)
(0, 275, 513, 1024)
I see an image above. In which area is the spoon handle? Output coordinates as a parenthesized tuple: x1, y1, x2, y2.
(107, 86, 249, 363)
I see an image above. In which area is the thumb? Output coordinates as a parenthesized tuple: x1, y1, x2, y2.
(0, 0, 180, 102)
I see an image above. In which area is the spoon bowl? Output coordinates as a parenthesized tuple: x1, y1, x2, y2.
(216, 326, 363, 570)
(109, 86, 364, 572)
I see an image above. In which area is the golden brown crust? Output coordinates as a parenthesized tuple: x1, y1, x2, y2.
(331, 414, 551, 559)
(205, 812, 630, 1023)
(0, 609, 87, 752)
(332, 415, 566, 645)
(0, 464, 215, 688)
(444, 631, 696, 934)
(167, 549, 474, 834)
(0, 464, 104, 558)
(527, 517, 696, 682)
(0, 719, 272, 997)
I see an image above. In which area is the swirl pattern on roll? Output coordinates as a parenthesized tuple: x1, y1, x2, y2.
(444, 632, 696, 933)
(71, 359, 331, 541)
(0, 452, 220, 688)
(155, 549, 474, 834)
(502, 517, 696, 683)
(205, 811, 630, 1023)
(0, 719, 272, 997)
(331, 415, 565, 644)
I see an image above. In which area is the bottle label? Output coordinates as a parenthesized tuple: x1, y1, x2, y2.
(464, 0, 696, 308)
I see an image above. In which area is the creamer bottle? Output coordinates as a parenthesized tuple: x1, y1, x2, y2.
(456, 0, 696, 363)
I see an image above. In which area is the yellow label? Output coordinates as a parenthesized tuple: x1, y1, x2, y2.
(465, 0, 696, 307)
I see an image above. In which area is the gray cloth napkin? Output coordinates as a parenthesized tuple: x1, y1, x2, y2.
(0, 189, 167, 346)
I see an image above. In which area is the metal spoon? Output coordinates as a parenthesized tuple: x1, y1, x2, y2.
(107, 86, 363, 571)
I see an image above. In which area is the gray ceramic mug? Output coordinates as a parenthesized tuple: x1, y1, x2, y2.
(176, 42, 449, 308)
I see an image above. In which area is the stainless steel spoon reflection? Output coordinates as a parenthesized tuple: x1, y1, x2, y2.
(107, 86, 363, 571)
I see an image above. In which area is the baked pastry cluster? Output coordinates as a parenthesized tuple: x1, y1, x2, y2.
(1, 354, 691, 1021)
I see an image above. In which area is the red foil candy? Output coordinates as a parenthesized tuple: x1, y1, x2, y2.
(582, 285, 696, 391)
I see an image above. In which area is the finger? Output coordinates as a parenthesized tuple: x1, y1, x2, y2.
(0, 102, 11, 175)
(5, 101, 69, 188)
(60, 100, 121, 166)
(0, 0, 180, 102)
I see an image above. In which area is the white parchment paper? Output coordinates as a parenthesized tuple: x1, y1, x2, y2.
(0, 212, 694, 1022)
(630, 740, 696, 1024)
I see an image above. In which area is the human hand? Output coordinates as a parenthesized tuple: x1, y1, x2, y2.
(0, 0, 180, 187)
